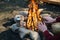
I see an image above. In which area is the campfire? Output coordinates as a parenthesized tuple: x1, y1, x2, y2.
(27, 0, 42, 31)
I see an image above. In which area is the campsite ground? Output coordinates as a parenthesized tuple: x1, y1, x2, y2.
(0, 2, 60, 40)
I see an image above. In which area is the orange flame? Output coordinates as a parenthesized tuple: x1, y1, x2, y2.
(27, 0, 42, 31)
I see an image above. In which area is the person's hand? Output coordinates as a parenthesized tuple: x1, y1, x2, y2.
(20, 21, 26, 27)
(38, 22, 47, 32)
(43, 16, 56, 23)
(24, 16, 28, 20)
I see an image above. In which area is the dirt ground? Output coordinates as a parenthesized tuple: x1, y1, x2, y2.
(0, 3, 60, 40)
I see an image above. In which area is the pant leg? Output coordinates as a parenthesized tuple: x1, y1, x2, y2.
(30, 31, 41, 40)
(19, 27, 31, 38)
(19, 27, 41, 40)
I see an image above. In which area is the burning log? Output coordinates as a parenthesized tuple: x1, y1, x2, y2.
(27, 0, 43, 31)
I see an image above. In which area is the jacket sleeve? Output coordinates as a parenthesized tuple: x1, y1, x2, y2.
(56, 16, 60, 22)
(43, 30, 53, 40)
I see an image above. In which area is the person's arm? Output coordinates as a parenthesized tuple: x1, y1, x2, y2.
(43, 30, 53, 40)
(42, 16, 60, 23)
(56, 16, 60, 22)
(10, 24, 19, 33)
(38, 22, 53, 40)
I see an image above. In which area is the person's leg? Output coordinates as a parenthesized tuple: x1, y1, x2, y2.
(19, 27, 31, 39)
(23, 34, 33, 40)
(19, 27, 41, 40)
(30, 31, 41, 40)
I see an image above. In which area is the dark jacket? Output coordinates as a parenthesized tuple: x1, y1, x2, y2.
(43, 16, 60, 40)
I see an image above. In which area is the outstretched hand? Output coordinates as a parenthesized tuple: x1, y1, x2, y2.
(38, 22, 47, 32)
(43, 16, 56, 23)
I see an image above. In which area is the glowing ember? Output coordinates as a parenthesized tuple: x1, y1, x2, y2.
(27, 0, 42, 31)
